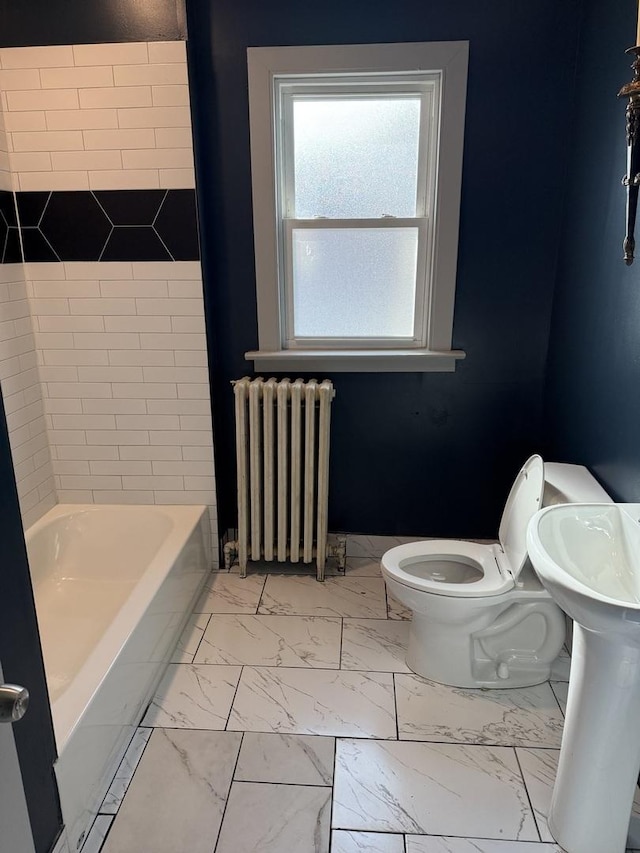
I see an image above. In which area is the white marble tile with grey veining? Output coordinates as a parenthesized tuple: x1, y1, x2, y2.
(193, 572, 266, 614)
(515, 747, 561, 842)
(228, 666, 397, 738)
(193, 614, 341, 668)
(550, 681, 568, 714)
(386, 591, 412, 620)
(258, 575, 387, 618)
(517, 747, 640, 846)
(142, 664, 241, 729)
(101, 729, 241, 853)
(80, 815, 113, 853)
(405, 837, 563, 852)
(331, 830, 405, 853)
(347, 534, 423, 559)
(343, 557, 383, 577)
(341, 619, 411, 672)
(171, 613, 210, 663)
(234, 732, 335, 785)
(549, 646, 571, 682)
(215, 781, 331, 853)
(332, 738, 538, 839)
(395, 674, 564, 747)
(100, 727, 152, 814)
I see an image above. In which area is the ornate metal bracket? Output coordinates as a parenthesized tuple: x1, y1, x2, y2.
(618, 47, 640, 264)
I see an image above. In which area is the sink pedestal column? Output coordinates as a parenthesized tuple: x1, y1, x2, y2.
(550, 624, 640, 853)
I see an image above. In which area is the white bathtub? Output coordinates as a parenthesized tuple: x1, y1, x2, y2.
(26, 504, 211, 852)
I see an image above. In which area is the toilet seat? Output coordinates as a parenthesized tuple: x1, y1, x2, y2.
(382, 539, 514, 597)
(381, 455, 545, 599)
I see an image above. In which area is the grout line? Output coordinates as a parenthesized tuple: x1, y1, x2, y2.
(513, 746, 543, 843)
(211, 729, 244, 853)
(338, 616, 344, 670)
(188, 612, 211, 663)
(223, 664, 243, 731)
(392, 672, 400, 740)
(254, 574, 268, 613)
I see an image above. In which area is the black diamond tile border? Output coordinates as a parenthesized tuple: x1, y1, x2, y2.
(0, 189, 200, 263)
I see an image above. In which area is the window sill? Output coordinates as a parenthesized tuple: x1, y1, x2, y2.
(245, 348, 466, 373)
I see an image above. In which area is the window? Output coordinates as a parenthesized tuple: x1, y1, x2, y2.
(246, 42, 468, 372)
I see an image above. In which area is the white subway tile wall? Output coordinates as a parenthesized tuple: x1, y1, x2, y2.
(28, 260, 218, 560)
(0, 41, 194, 191)
(0, 108, 11, 191)
(0, 264, 56, 527)
(0, 41, 219, 563)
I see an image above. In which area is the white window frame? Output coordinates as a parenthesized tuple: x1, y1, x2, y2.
(246, 42, 468, 373)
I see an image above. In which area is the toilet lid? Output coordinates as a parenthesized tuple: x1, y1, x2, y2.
(498, 455, 545, 581)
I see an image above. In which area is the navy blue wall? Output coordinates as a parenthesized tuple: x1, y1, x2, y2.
(187, 0, 582, 538)
(0, 390, 61, 853)
(544, 0, 640, 500)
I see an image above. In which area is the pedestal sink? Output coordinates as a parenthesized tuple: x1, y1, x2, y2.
(527, 502, 640, 853)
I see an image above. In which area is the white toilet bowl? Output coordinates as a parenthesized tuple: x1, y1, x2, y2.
(381, 456, 612, 688)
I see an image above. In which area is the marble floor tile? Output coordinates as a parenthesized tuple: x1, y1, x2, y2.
(550, 681, 568, 714)
(517, 747, 640, 845)
(100, 727, 152, 814)
(193, 614, 341, 668)
(386, 591, 412, 620)
(234, 732, 335, 785)
(333, 739, 538, 840)
(395, 674, 564, 747)
(142, 663, 241, 729)
(193, 572, 266, 614)
(341, 619, 411, 672)
(215, 781, 331, 853)
(101, 729, 241, 853)
(549, 646, 571, 682)
(347, 534, 423, 559)
(171, 613, 210, 663)
(80, 816, 113, 853)
(331, 830, 405, 853)
(516, 747, 560, 842)
(405, 838, 562, 852)
(343, 557, 383, 577)
(258, 575, 387, 618)
(228, 666, 397, 738)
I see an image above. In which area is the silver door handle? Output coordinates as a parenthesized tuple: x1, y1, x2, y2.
(0, 684, 29, 723)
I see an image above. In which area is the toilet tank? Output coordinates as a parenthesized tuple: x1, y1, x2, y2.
(543, 463, 612, 506)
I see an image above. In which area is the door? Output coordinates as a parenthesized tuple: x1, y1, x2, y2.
(0, 662, 36, 853)
(0, 389, 62, 852)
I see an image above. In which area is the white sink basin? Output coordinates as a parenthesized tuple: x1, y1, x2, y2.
(529, 502, 640, 630)
(527, 502, 640, 853)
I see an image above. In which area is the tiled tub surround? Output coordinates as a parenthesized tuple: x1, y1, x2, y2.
(0, 261, 55, 527)
(76, 534, 640, 853)
(0, 40, 194, 192)
(0, 40, 218, 551)
(15, 188, 199, 262)
(26, 503, 211, 853)
(28, 260, 217, 557)
(0, 107, 10, 191)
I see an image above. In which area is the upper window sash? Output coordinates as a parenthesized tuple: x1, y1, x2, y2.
(275, 76, 439, 223)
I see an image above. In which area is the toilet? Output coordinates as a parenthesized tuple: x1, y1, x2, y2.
(381, 457, 612, 688)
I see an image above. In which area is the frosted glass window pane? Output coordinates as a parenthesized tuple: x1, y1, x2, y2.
(293, 98, 421, 219)
(291, 228, 418, 338)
